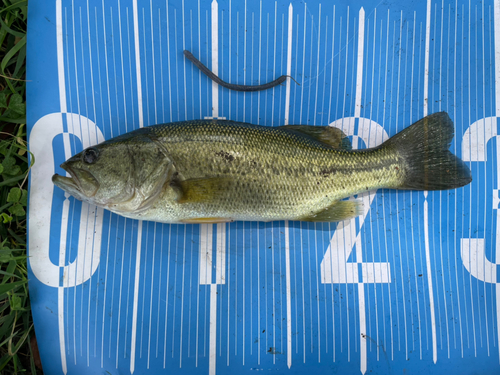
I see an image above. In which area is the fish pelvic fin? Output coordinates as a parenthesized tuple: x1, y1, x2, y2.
(385, 111, 472, 190)
(299, 199, 363, 222)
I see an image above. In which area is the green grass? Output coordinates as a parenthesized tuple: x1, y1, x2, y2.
(0, 0, 40, 374)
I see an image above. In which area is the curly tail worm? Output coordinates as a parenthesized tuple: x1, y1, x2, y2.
(183, 50, 298, 92)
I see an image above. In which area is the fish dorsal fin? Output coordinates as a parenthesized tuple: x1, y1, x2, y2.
(175, 177, 233, 204)
(281, 125, 352, 150)
(299, 199, 363, 222)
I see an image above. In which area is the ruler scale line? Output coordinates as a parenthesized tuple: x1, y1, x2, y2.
(494, 0, 500, 363)
(467, 0, 477, 357)
(443, 2, 457, 354)
(452, 0, 464, 358)
(56, 0, 68, 372)
(114, 3, 129, 362)
(423, 0, 438, 363)
(354, 7, 367, 374)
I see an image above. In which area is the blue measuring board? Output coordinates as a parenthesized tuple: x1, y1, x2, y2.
(26, 0, 500, 374)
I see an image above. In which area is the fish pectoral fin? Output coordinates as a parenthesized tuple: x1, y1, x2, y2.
(300, 199, 363, 222)
(280, 125, 352, 150)
(176, 177, 233, 204)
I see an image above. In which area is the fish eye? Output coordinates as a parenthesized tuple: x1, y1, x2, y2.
(82, 148, 99, 164)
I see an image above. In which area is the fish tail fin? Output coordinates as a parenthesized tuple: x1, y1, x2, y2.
(385, 111, 472, 190)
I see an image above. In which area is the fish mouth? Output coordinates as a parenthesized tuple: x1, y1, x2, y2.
(52, 174, 80, 191)
(52, 164, 99, 198)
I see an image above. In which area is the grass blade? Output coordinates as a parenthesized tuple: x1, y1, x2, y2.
(0, 280, 25, 295)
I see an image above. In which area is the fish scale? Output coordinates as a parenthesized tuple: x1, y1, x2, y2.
(147, 121, 392, 220)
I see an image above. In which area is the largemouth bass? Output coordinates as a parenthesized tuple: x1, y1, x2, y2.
(52, 112, 472, 223)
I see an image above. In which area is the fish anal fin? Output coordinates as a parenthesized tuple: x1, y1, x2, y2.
(281, 125, 352, 150)
(300, 199, 363, 222)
